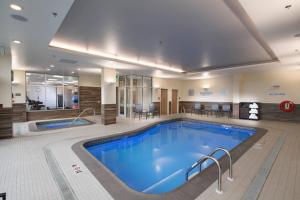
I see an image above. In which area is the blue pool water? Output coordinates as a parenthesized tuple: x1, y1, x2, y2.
(36, 118, 91, 129)
(86, 120, 255, 194)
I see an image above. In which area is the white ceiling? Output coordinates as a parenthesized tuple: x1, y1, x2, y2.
(0, 0, 299, 79)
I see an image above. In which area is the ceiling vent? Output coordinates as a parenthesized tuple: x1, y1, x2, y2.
(59, 58, 78, 64)
(10, 14, 28, 22)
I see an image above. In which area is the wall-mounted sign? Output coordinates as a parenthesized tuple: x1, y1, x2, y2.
(200, 88, 213, 96)
(188, 89, 194, 96)
(279, 100, 296, 113)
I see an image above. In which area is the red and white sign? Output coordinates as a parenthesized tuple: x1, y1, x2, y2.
(279, 100, 296, 113)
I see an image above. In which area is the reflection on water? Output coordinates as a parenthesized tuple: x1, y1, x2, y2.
(87, 120, 255, 194)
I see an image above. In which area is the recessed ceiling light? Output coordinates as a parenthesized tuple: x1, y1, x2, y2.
(202, 72, 209, 77)
(47, 68, 51, 71)
(49, 65, 55, 68)
(10, 4, 22, 11)
(285, 4, 292, 9)
(13, 40, 22, 44)
(77, 68, 81, 71)
(71, 71, 75, 74)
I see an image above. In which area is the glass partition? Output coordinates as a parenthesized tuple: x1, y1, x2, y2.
(26, 72, 79, 111)
(118, 75, 152, 117)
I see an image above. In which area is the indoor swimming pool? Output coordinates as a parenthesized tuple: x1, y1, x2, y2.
(85, 119, 256, 194)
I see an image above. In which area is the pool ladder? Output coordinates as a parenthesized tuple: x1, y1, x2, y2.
(185, 148, 233, 194)
(71, 108, 96, 125)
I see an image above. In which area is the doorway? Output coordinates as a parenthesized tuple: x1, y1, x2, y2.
(161, 89, 168, 115)
(171, 89, 178, 114)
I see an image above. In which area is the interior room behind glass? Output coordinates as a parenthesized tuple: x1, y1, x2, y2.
(26, 73, 79, 111)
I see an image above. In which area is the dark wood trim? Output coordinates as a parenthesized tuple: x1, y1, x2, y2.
(26, 109, 79, 121)
(0, 108, 13, 139)
(79, 86, 101, 115)
(12, 103, 27, 122)
(101, 104, 117, 125)
(171, 89, 178, 114)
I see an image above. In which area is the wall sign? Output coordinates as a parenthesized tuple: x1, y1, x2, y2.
(279, 100, 296, 113)
(200, 88, 213, 96)
(188, 89, 194, 96)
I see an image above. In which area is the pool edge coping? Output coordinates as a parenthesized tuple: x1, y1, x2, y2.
(71, 118, 267, 200)
(28, 118, 95, 132)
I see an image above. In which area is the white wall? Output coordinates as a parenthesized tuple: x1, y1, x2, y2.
(101, 68, 116, 104)
(79, 73, 101, 87)
(240, 67, 300, 104)
(0, 54, 12, 107)
(180, 75, 233, 102)
(12, 70, 26, 103)
(152, 77, 182, 114)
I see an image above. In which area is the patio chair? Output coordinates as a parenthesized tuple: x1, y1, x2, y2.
(221, 104, 232, 118)
(148, 103, 160, 118)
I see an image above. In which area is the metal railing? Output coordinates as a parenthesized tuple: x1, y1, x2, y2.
(201, 148, 233, 181)
(70, 108, 96, 125)
(185, 147, 233, 194)
(0, 193, 6, 200)
(186, 156, 223, 194)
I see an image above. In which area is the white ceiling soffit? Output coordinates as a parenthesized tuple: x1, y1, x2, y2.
(239, 0, 300, 66)
(51, 0, 278, 73)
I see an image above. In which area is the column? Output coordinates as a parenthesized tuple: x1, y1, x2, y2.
(0, 47, 13, 139)
(232, 74, 242, 119)
(101, 68, 117, 125)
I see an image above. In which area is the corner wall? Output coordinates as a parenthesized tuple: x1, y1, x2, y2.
(0, 54, 12, 107)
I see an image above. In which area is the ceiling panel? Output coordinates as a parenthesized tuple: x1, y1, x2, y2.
(52, 0, 275, 72)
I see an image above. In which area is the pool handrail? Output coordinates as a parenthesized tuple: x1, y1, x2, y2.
(186, 155, 223, 194)
(185, 147, 233, 194)
(71, 108, 96, 125)
(200, 148, 233, 181)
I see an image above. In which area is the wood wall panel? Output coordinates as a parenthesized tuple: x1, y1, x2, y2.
(260, 103, 300, 122)
(12, 103, 27, 122)
(79, 86, 101, 115)
(27, 109, 79, 121)
(0, 108, 13, 139)
(101, 104, 117, 125)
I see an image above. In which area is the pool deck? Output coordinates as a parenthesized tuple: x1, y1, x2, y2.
(0, 114, 299, 200)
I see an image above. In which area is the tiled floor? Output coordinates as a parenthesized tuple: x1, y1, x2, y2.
(0, 114, 299, 200)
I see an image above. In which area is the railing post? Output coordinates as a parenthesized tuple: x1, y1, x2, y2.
(0, 193, 6, 200)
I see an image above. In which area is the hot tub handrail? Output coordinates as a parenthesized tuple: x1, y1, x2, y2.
(201, 148, 233, 181)
(71, 108, 96, 125)
(186, 155, 223, 194)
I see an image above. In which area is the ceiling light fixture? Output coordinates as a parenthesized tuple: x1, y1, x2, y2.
(77, 68, 81, 71)
(71, 71, 75, 74)
(49, 41, 185, 73)
(10, 4, 22, 11)
(49, 65, 55, 68)
(202, 72, 209, 77)
(13, 40, 22, 44)
(47, 68, 51, 71)
(285, 4, 292, 9)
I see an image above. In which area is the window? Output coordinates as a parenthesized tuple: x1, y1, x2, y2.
(26, 72, 79, 111)
(118, 75, 152, 117)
